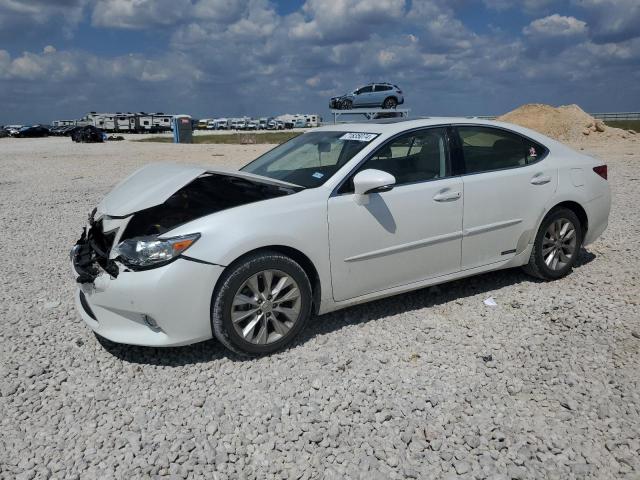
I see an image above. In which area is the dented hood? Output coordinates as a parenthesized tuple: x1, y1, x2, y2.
(97, 162, 301, 217)
(98, 163, 207, 217)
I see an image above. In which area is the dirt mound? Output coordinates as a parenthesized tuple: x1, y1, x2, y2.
(497, 103, 631, 143)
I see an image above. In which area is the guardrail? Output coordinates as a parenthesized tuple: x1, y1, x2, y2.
(590, 112, 640, 121)
(471, 113, 640, 121)
(323, 110, 640, 125)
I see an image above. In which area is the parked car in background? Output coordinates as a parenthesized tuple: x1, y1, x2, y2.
(70, 117, 610, 356)
(267, 119, 277, 130)
(71, 125, 105, 143)
(15, 125, 50, 138)
(276, 120, 285, 130)
(198, 119, 213, 130)
(293, 119, 307, 128)
(330, 83, 404, 110)
(62, 126, 82, 137)
(5, 125, 23, 136)
(246, 120, 260, 130)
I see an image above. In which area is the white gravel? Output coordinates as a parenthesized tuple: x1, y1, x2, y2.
(1, 136, 639, 479)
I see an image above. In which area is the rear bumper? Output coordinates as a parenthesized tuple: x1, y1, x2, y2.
(583, 189, 611, 246)
(73, 258, 224, 347)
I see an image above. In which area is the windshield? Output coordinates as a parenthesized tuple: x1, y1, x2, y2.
(241, 131, 378, 188)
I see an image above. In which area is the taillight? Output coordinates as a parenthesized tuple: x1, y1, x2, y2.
(593, 165, 607, 180)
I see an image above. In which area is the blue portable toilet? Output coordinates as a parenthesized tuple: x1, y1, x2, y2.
(171, 115, 193, 143)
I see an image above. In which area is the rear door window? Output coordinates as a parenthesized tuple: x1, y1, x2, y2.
(457, 126, 545, 174)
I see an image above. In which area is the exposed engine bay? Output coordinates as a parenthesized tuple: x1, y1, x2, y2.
(120, 173, 299, 240)
(72, 172, 300, 283)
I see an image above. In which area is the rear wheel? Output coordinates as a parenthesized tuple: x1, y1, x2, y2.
(383, 97, 398, 109)
(211, 251, 312, 356)
(523, 208, 582, 280)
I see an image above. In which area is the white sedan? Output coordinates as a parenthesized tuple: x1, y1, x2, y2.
(71, 118, 610, 355)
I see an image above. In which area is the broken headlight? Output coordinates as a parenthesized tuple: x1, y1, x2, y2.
(114, 233, 200, 269)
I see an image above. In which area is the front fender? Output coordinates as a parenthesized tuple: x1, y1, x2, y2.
(166, 190, 333, 305)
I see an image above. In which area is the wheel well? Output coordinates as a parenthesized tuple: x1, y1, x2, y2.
(223, 246, 322, 315)
(552, 201, 588, 234)
(384, 96, 398, 103)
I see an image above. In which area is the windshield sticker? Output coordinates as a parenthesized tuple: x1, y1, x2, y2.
(340, 132, 378, 142)
(312, 172, 324, 179)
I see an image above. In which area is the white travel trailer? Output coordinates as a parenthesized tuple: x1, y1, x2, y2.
(218, 118, 231, 130)
(52, 120, 76, 127)
(136, 113, 173, 132)
(114, 113, 137, 132)
(276, 113, 321, 128)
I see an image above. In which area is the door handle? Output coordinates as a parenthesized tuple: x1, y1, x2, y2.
(433, 191, 461, 202)
(531, 175, 551, 185)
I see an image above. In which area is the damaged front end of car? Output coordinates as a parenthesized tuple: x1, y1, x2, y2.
(71, 210, 120, 284)
(71, 165, 302, 285)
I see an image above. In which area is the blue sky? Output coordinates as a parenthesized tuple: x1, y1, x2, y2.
(0, 0, 639, 124)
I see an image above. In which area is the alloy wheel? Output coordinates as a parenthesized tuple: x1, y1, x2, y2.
(542, 218, 577, 271)
(231, 269, 302, 345)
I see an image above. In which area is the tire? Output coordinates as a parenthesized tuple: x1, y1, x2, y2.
(341, 99, 353, 110)
(383, 97, 398, 109)
(211, 251, 313, 356)
(523, 207, 583, 280)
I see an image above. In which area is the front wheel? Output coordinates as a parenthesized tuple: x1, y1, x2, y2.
(211, 251, 312, 356)
(383, 97, 398, 109)
(523, 208, 582, 280)
(341, 99, 353, 110)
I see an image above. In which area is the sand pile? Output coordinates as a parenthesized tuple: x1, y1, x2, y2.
(497, 103, 633, 142)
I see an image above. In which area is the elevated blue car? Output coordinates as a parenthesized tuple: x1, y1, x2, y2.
(330, 83, 404, 110)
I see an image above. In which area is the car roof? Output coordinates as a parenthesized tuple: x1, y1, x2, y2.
(312, 117, 558, 148)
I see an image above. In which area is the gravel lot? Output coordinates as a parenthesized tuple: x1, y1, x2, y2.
(1, 136, 639, 479)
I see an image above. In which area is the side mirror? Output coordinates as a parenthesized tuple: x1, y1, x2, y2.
(353, 169, 396, 196)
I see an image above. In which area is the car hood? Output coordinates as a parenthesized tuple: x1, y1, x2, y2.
(97, 162, 299, 217)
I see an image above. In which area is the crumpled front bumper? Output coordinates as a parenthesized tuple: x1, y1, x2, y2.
(70, 219, 223, 347)
(72, 257, 223, 347)
(329, 98, 344, 109)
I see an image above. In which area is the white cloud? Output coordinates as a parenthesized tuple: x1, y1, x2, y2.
(289, 0, 406, 43)
(91, 0, 191, 29)
(0, 0, 89, 38)
(523, 14, 587, 37)
(483, 0, 555, 12)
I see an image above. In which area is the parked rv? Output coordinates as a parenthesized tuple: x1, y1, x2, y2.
(135, 113, 172, 133)
(214, 118, 229, 130)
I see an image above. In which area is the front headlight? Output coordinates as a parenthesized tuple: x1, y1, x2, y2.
(114, 233, 200, 269)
